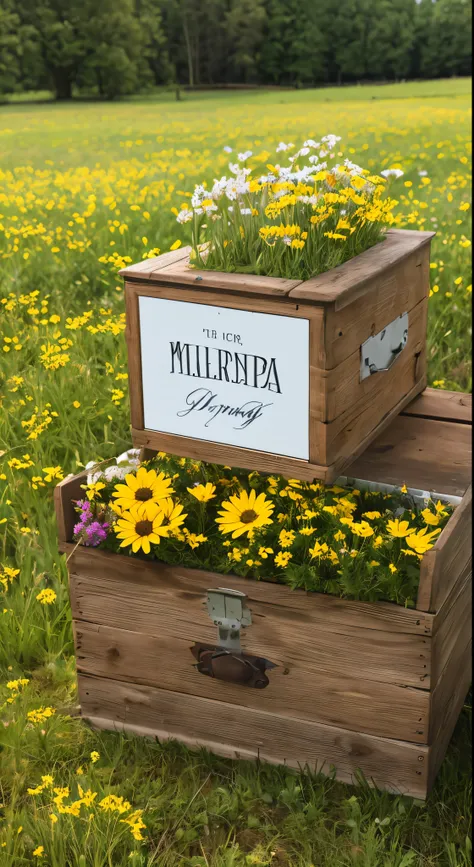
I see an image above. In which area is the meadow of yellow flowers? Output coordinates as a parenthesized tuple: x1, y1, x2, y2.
(0, 82, 472, 865)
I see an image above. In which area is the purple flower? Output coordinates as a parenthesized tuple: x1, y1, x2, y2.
(84, 521, 109, 547)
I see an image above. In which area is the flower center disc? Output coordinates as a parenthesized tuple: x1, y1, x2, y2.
(135, 487, 152, 502)
(240, 509, 257, 524)
(135, 520, 153, 536)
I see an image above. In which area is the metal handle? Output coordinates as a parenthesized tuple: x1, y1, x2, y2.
(360, 313, 409, 381)
(191, 643, 274, 689)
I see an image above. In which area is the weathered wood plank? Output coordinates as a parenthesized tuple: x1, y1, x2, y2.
(402, 389, 472, 425)
(78, 673, 430, 798)
(325, 379, 427, 471)
(66, 549, 433, 691)
(65, 545, 431, 634)
(428, 628, 471, 784)
(124, 284, 144, 430)
(152, 257, 303, 297)
(74, 620, 430, 743)
(417, 486, 472, 612)
(346, 417, 472, 499)
(289, 229, 434, 311)
(131, 427, 331, 483)
(318, 298, 426, 423)
(324, 244, 430, 368)
(118, 246, 192, 279)
(431, 571, 471, 686)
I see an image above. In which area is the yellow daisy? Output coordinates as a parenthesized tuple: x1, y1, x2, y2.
(216, 489, 274, 539)
(114, 502, 171, 554)
(112, 467, 174, 514)
(159, 497, 187, 534)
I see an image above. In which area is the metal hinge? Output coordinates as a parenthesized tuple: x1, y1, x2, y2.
(360, 313, 408, 381)
(206, 587, 252, 651)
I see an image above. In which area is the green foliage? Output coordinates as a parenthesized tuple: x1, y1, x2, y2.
(0, 0, 471, 99)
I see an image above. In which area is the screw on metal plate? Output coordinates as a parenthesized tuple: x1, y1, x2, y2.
(206, 587, 252, 651)
(360, 312, 409, 381)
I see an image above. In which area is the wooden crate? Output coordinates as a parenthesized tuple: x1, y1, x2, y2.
(120, 228, 434, 483)
(56, 390, 472, 799)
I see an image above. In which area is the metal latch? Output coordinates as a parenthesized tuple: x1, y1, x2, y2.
(360, 312, 408, 381)
(206, 587, 252, 651)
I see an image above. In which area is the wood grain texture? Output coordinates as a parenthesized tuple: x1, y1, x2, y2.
(431, 571, 471, 686)
(123, 280, 321, 320)
(118, 246, 192, 279)
(417, 486, 472, 612)
(345, 416, 472, 498)
(152, 257, 303, 296)
(66, 547, 432, 690)
(289, 229, 434, 311)
(324, 245, 430, 367)
(428, 617, 472, 784)
(403, 389, 472, 425)
(74, 620, 430, 742)
(324, 379, 427, 471)
(78, 673, 430, 798)
(312, 299, 426, 423)
(124, 284, 144, 430)
(131, 426, 331, 482)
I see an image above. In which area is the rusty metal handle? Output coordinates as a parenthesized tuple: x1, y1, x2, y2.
(191, 643, 273, 688)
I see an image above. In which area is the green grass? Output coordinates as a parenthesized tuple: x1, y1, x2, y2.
(0, 79, 471, 864)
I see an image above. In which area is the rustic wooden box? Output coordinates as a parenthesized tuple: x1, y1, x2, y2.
(120, 228, 434, 483)
(56, 390, 472, 799)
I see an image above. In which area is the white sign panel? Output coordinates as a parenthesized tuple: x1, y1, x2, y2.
(139, 297, 309, 460)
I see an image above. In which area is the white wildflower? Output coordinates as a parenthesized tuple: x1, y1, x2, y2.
(381, 168, 404, 179)
(276, 142, 294, 152)
(237, 150, 252, 161)
(223, 146, 233, 153)
(176, 208, 193, 224)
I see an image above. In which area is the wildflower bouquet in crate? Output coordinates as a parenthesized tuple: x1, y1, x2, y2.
(175, 134, 404, 279)
(72, 451, 453, 608)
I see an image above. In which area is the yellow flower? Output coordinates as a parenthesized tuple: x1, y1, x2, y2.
(309, 541, 329, 559)
(389, 564, 397, 574)
(386, 519, 415, 538)
(85, 481, 106, 501)
(42, 466, 64, 483)
(405, 527, 441, 555)
(350, 521, 374, 538)
(362, 511, 381, 520)
(114, 502, 176, 554)
(186, 482, 216, 502)
(185, 532, 208, 549)
(421, 508, 440, 526)
(27, 706, 56, 725)
(170, 239, 182, 250)
(33, 846, 44, 857)
(275, 550, 292, 568)
(216, 489, 274, 539)
(36, 588, 57, 605)
(113, 467, 174, 513)
(279, 529, 295, 548)
(90, 751, 100, 763)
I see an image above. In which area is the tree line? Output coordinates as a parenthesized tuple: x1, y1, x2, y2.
(0, 0, 471, 100)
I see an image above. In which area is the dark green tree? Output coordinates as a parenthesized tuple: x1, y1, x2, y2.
(259, 0, 325, 85)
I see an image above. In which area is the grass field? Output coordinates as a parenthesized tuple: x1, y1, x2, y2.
(0, 79, 472, 865)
